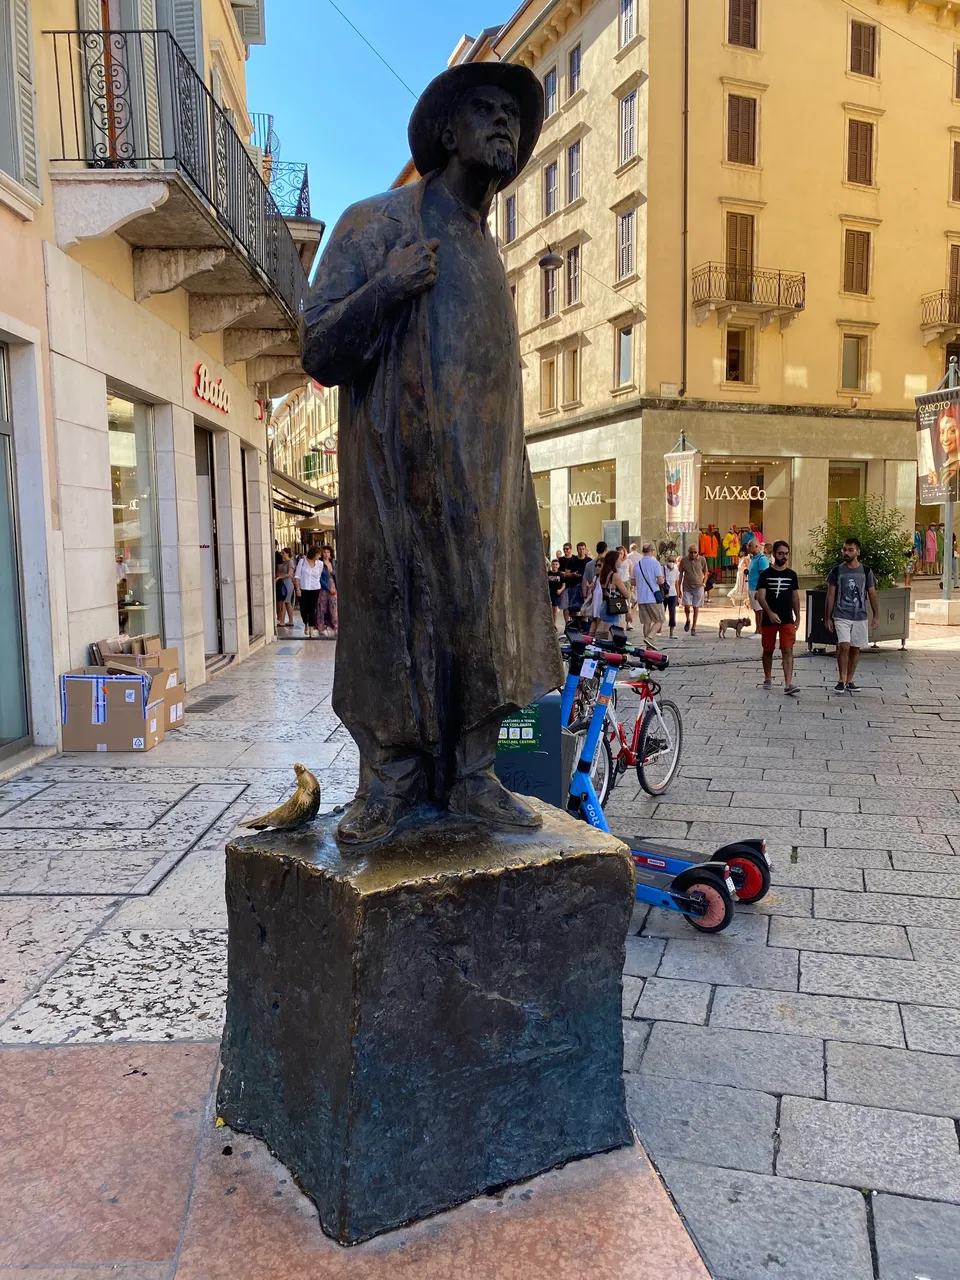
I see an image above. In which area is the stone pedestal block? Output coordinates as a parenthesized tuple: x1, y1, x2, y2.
(216, 802, 635, 1245)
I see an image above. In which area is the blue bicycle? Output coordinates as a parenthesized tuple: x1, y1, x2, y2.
(560, 628, 770, 932)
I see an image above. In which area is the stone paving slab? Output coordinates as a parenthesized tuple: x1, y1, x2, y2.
(642, 904, 770, 944)
(658, 938, 799, 992)
(622, 974, 644, 1018)
(901, 1004, 960, 1055)
(815, 887, 960, 929)
(800, 952, 960, 1010)
(640, 1022, 825, 1098)
(905, 925, 960, 964)
(769, 859, 865, 891)
(632, 976, 712, 1024)
(622, 935, 666, 978)
(654, 1158, 874, 1280)
(873, 1192, 960, 1280)
(768, 916, 911, 958)
(865, 868, 960, 898)
(710, 987, 905, 1047)
(777, 1096, 960, 1201)
(625, 1076, 776, 1174)
(826, 1041, 960, 1118)
(0, 896, 118, 1020)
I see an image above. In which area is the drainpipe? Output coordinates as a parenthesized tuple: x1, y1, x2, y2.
(679, 0, 690, 398)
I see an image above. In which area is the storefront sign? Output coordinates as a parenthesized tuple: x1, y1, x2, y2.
(915, 386, 960, 505)
(664, 450, 701, 533)
(568, 490, 604, 507)
(704, 484, 766, 502)
(194, 363, 231, 415)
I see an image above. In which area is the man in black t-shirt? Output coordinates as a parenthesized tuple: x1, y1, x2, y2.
(756, 540, 801, 696)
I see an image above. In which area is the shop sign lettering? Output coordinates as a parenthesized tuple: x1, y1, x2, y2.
(568, 489, 604, 507)
(194, 363, 231, 415)
(704, 484, 766, 502)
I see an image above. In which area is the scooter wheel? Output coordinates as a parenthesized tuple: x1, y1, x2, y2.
(682, 874, 734, 933)
(724, 845, 771, 904)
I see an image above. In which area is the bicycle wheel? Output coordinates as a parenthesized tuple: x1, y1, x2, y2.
(568, 717, 614, 809)
(635, 699, 683, 796)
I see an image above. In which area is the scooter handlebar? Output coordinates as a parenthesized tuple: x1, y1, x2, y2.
(561, 631, 669, 671)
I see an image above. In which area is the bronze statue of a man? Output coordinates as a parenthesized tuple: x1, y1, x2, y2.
(302, 64, 564, 845)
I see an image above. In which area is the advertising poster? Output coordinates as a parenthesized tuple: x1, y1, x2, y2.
(664, 450, 702, 533)
(916, 386, 960, 505)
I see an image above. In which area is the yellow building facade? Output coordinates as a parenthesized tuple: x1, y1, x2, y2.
(447, 0, 960, 571)
(270, 381, 339, 554)
(0, 0, 319, 761)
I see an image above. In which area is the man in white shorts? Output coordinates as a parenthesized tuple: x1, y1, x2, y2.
(677, 546, 706, 635)
(824, 537, 879, 693)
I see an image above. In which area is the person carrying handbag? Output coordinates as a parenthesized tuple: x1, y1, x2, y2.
(592, 549, 630, 638)
(632, 543, 666, 646)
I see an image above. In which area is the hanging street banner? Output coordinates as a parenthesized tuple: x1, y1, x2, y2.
(916, 386, 960, 505)
(664, 450, 702, 533)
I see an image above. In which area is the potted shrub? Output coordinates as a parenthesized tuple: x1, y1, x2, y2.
(805, 495, 912, 649)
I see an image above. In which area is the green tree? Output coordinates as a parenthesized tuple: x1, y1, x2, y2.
(808, 495, 909, 590)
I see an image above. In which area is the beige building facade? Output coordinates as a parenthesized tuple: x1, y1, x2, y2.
(440, 0, 960, 571)
(270, 381, 339, 554)
(0, 0, 319, 763)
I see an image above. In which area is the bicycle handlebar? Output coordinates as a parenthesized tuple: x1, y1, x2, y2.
(562, 630, 670, 672)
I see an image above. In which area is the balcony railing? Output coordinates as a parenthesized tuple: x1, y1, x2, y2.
(922, 290, 960, 328)
(46, 29, 306, 321)
(269, 160, 310, 218)
(692, 263, 806, 311)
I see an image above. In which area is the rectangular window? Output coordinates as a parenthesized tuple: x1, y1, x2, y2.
(727, 95, 756, 165)
(956, 50, 960, 99)
(619, 90, 637, 165)
(725, 328, 751, 383)
(567, 140, 581, 202)
(843, 229, 871, 294)
(950, 243, 960, 302)
(850, 22, 876, 77)
(616, 326, 634, 387)
(953, 141, 960, 203)
(541, 356, 557, 411)
(566, 244, 581, 305)
(563, 347, 580, 404)
(847, 118, 874, 185)
(543, 265, 558, 318)
(505, 194, 517, 243)
(617, 209, 636, 280)
(729, 0, 758, 49)
(544, 160, 559, 216)
(544, 67, 558, 117)
(841, 335, 864, 390)
(569, 43, 582, 96)
(725, 211, 754, 300)
(620, 0, 636, 47)
(109, 395, 163, 640)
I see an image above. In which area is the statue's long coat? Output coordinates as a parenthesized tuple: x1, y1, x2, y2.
(302, 175, 563, 774)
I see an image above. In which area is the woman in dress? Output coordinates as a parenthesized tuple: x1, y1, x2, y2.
(592, 548, 631, 640)
(728, 549, 752, 613)
(317, 545, 339, 639)
(276, 548, 296, 628)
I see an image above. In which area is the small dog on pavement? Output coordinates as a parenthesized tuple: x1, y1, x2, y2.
(718, 617, 752, 639)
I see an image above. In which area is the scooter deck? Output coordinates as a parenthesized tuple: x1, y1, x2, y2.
(614, 835, 716, 866)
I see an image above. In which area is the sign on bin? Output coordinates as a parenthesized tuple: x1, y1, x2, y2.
(498, 704, 540, 751)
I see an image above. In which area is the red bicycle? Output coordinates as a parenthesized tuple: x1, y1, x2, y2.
(605, 669, 684, 796)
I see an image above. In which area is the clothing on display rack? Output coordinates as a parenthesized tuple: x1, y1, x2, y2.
(699, 527, 720, 569)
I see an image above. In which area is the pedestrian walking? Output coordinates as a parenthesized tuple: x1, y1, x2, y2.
(582, 540, 607, 626)
(548, 558, 564, 626)
(756, 540, 800, 695)
(663, 554, 680, 638)
(275, 548, 296, 629)
(565, 541, 590, 617)
(747, 538, 770, 636)
(317, 545, 339, 638)
(294, 544, 324, 639)
(633, 543, 665, 646)
(824, 537, 879, 692)
(592, 549, 631, 638)
(677, 545, 706, 635)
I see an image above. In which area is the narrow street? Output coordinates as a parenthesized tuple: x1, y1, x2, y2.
(3, 615, 960, 1277)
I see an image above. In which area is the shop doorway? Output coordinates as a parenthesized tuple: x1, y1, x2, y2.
(0, 348, 28, 758)
(194, 426, 222, 655)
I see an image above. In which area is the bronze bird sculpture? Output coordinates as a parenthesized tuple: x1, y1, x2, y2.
(239, 763, 322, 831)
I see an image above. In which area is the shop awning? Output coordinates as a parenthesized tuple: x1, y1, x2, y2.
(271, 467, 337, 510)
(298, 511, 336, 532)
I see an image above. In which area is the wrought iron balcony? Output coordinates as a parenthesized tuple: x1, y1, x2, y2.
(249, 111, 311, 217)
(46, 28, 307, 331)
(921, 290, 960, 345)
(692, 262, 806, 330)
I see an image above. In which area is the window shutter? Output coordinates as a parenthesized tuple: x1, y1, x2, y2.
(77, 0, 100, 29)
(12, 0, 39, 192)
(847, 120, 873, 185)
(956, 50, 960, 100)
(232, 0, 265, 47)
(157, 0, 204, 73)
(729, 0, 756, 48)
(953, 142, 960, 204)
(950, 244, 960, 300)
(850, 23, 876, 77)
(728, 96, 756, 165)
(844, 230, 870, 294)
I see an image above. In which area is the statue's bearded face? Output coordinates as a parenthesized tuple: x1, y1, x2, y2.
(443, 86, 521, 180)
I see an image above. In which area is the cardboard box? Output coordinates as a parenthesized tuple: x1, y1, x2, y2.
(133, 634, 163, 655)
(106, 648, 180, 674)
(163, 682, 185, 732)
(61, 667, 166, 752)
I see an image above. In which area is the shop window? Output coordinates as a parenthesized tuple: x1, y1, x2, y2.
(568, 140, 581, 202)
(840, 333, 865, 390)
(569, 43, 582, 96)
(544, 160, 559, 217)
(544, 67, 558, 118)
(540, 356, 557, 411)
(533, 469, 552, 549)
(725, 327, 752, 383)
(505, 194, 517, 243)
(566, 244, 581, 305)
(829, 462, 865, 519)
(729, 0, 757, 49)
(563, 347, 581, 405)
(569, 459, 617, 550)
(727, 95, 756, 165)
(847, 119, 874, 185)
(543, 265, 558, 318)
(0, 347, 28, 751)
(109, 394, 162, 639)
(616, 325, 634, 387)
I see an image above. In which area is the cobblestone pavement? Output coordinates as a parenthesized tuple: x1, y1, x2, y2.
(2, 614, 960, 1277)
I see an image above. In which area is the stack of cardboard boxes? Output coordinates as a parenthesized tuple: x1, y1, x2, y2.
(60, 635, 186, 753)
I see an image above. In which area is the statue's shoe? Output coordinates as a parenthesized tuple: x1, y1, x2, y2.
(447, 774, 543, 830)
(336, 794, 414, 844)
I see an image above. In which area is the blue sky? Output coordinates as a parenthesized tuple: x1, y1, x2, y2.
(246, 1, 502, 235)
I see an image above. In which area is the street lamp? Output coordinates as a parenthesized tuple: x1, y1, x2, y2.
(538, 246, 563, 272)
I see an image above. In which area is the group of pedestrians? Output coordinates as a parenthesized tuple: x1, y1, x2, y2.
(275, 543, 339, 640)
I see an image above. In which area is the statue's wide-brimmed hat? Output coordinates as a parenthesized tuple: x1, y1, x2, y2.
(408, 63, 544, 191)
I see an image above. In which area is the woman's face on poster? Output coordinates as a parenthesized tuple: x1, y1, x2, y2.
(939, 412, 960, 458)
